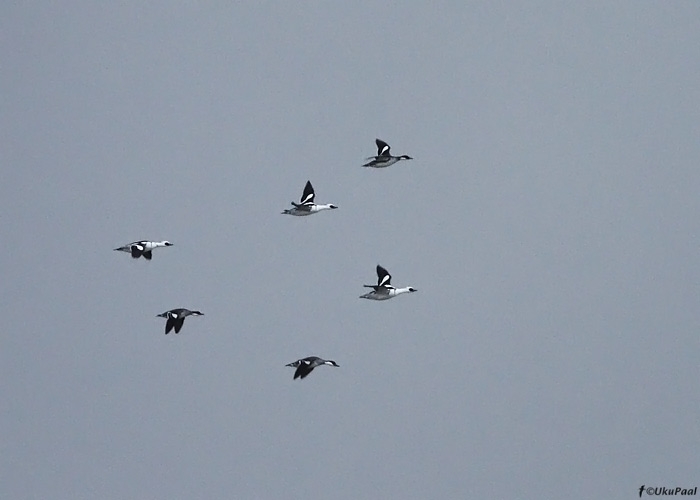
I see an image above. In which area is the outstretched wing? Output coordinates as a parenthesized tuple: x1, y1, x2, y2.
(290, 202, 312, 211)
(173, 318, 185, 334)
(288, 357, 319, 379)
(376, 265, 392, 287)
(375, 139, 391, 157)
(165, 317, 175, 334)
(294, 363, 314, 379)
(299, 180, 315, 205)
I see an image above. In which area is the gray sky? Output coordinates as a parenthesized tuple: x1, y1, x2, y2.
(2, 2, 699, 499)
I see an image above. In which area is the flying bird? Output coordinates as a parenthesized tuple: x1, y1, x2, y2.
(359, 265, 417, 300)
(282, 181, 338, 216)
(156, 308, 203, 334)
(362, 139, 413, 168)
(114, 240, 173, 260)
(286, 356, 339, 379)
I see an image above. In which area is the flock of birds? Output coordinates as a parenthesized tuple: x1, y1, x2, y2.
(114, 139, 416, 380)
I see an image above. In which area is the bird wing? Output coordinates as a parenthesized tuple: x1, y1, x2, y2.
(376, 265, 392, 287)
(375, 139, 391, 157)
(291, 202, 312, 211)
(294, 363, 314, 379)
(173, 318, 185, 334)
(299, 180, 315, 205)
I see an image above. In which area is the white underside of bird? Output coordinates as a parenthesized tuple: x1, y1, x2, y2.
(359, 286, 416, 300)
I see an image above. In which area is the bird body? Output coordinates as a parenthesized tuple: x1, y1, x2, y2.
(360, 285, 417, 300)
(282, 181, 338, 216)
(359, 265, 417, 300)
(114, 240, 173, 260)
(363, 139, 413, 168)
(156, 308, 203, 334)
(286, 356, 339, 379)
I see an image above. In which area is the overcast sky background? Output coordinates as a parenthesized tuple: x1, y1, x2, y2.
(2, 2, 699, 499)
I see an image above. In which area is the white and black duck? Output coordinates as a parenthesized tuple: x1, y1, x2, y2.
(286, 356, 339, 379)
(359, 264, 417, 300)
(282, 181, 338, 216)
(156, 308, 203, 334)
(362, 139, 413, 168)
(114, 240, 173, 260)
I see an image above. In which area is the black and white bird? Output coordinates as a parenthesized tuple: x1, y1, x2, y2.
(286, 356, 339, 379)
(359, 265, 417, 300)
(156, 308, 203, 334)
(362, 139, 413, 168)
(114, 240, 173, 260)
(282, 180, 338, 216)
